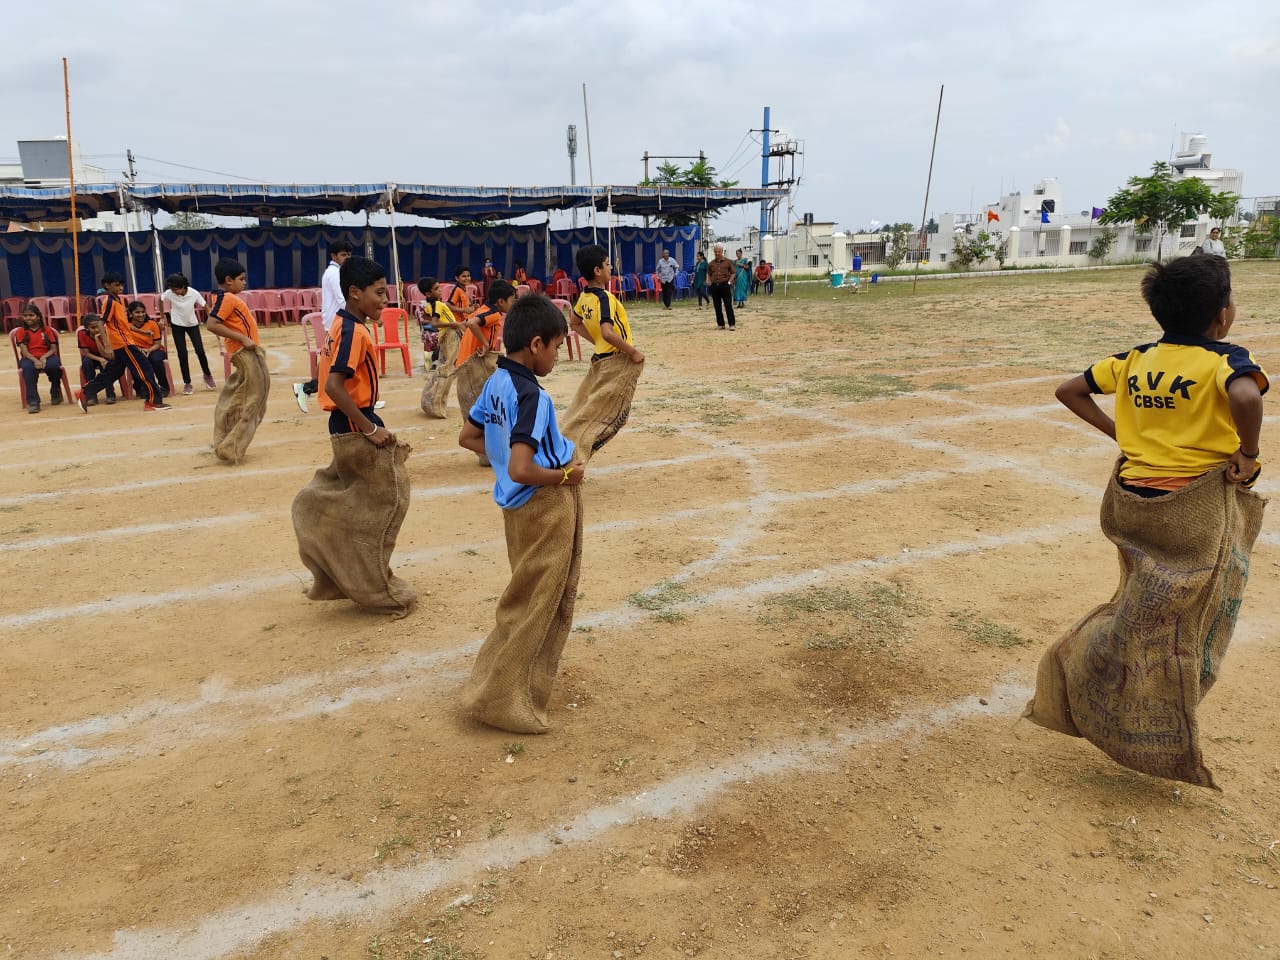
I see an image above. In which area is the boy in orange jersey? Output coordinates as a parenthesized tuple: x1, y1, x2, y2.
(455, 279, 515, 370)
(318, 256, 393, 445)
(206, 258, 270, 463)
(127, 300, 170, 399)
(76, 271, 172, 411)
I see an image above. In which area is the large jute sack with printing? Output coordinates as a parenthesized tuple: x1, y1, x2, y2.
(213, 347, 271, 464)
(421, 326, 460, 418)
(1024, 461, 1265, 788)
(291, 434, 417, 618)
(460, 485, 583, 733)
(559, 353, 643, 464)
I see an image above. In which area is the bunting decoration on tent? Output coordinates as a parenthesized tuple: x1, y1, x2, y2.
(986, 210, 1000, 223)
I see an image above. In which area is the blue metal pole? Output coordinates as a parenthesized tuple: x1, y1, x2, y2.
(760, 106, 770, 261)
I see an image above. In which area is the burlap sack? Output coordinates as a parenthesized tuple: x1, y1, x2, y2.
(456, 351, 498, 419)
(421, 326, 461, 418)
(1025, 461, 1265, 788)
(460, 485, 583, 733)
(213, 347, 271, 464)
(559, 353, 643, 464)
(291, 434, 417, 618)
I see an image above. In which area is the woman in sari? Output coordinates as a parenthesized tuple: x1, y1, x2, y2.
(733, 249, 751, 307)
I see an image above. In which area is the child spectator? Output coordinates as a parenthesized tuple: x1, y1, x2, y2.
(457, 294, 586, 732)
(455, 280, 516, 464)
(692, 250, 709, 308)
(76, 315, 116, 405)
(561, 244, 645, 462)
(294, 255, 415, 616)
(1028, 255, 1268, 785)
(206, 258, 269, 463)
(76, 271, 171, 412)
(161, 272, 215, 394)
(15, 303, 63, 413)
(127, 300, 170, 399)
(512, 261, 527, 286)
(449, 265, 476, 319)
(482, 258, 497, 283)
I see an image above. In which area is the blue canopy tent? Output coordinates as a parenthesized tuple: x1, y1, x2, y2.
(0, 183, 120, 223)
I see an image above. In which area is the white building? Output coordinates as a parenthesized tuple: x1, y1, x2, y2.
(3, 138, 135, 232)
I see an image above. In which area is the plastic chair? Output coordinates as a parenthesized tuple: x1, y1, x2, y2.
(526, 278, 543, 294)
(257, 290, 291, 327)
(550, 268, 567, 288)
(551, 278, 577, 301)
(2, 297, 27, 332)
(607, 277, 622, 298)
(301, 312, 325, 379)
(300, 288, 322, 313)
(549, 299, 584, 361)
(373, 307, 412, 376)
(673, 271, 690, 299)
(617, 274, 635, 300)
(40, 296, 73, 332)
(10, 328, 73, 410)
(516, 284, 531, 298)
(465, 283, 480, 304)
(136, 293, 162, 320)
(384, 283, 400, 307)
(402, 283, 425, 313)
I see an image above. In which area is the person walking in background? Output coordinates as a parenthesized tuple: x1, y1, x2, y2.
(655, 248, 679, 311)
(733, 249, 751, 307)
(692, 250, 709, 309)
(707, 245, 736, 330)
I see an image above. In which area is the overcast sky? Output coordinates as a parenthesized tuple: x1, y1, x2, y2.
(2, 0, 1276, 236)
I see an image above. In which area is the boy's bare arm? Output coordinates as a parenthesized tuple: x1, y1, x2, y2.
(1226, 376, 1264, 483)
(599, 322, 644, 363)
(1055, 374, 1115, 440)
(508, 442, 584, 487)
(458, 420, 486, 456)
(206, 317, 256, 351)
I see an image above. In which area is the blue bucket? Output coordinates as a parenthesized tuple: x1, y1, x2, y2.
(829, 272, 844, 288)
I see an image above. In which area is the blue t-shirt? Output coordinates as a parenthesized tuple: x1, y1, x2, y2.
(467, 356, 576, 510)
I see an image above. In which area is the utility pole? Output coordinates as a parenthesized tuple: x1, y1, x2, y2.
(566, 125, 578, 229)
(123, 148, 140, 231)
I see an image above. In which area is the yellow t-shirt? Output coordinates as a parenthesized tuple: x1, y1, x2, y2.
(1086, 333, 1268, 481)
(572, 286, 633, 356)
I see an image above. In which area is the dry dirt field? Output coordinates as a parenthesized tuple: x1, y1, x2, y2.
(2, 264, 1279, 960)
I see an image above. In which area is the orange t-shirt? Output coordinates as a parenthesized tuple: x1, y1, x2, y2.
(102, 295, 140, 350)
(448, 283, 473, 318)
(131, 319, 163, 351)
(318, 310, 379, 411)
(455, 305, 503, 368)
(208, 291, 260, 355)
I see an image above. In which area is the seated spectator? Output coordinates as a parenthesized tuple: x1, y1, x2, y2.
(15, 303, 63, 413)
(77, 315, 117, 405)
(754, 260, 774, 295)
(128, 300, 170, 399)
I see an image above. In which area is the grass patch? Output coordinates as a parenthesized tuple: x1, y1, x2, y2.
(948, 609, 1029, 647)
(373, 835, 413, 862)
(502, 742, 524, 756)
(628, 580, 694, 621)
(761, 582, 922, 651)
(803, 373, 914, 401)
(929, 381, 968, 392)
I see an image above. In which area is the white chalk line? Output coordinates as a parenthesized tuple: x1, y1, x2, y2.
(2, 516, 1092, 770)
(0, 513, 259, 554)
(68, 680, 1034, 960)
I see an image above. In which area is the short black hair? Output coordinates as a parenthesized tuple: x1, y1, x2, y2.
(165, 273, 189, 291)
(503, 294, 567, 354)
(453, 265, 471, 279)
(1140, 255, 1232, 335)
(486, 279, 516, 305)
(417, 276, 438, 295)
(340, 255, 386, 297)
(83, 313, 102, 326)
(101, 271, 125, 285)
(576, 244, 608, 280)
(214, 258, 246, 283)
(328, 240, 354, 258)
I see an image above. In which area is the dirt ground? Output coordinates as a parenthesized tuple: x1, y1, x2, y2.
(2, 264, 1279, 960)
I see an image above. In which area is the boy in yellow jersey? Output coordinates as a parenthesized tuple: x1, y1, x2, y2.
(206, 258, 269, 463)
(561, 244, 644, 462)
(1027, 254, 1268, 786)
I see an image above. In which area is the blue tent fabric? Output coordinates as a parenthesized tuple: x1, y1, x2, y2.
(128, 183, 389, 218)
(392, 184, 783, 221)
(0, 183, 119, 222)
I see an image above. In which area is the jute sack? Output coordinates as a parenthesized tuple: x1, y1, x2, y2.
(291, 434, 417, 618)
(1024, 461, 1265, 788)
(559, 353, 643, 464)
(421, 326, 460, 418)
(455, 351, 498, 419)
(460, 485, 583, 733)
(213, 347, 271, 464)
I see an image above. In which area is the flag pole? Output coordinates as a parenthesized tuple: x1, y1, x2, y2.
(63, 57, 82, 325)
(913, 84, 944, 295)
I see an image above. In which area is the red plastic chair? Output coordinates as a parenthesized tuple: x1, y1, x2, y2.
(10, 328, 74, 410)
(302, 312, 325, 380)
(516, 284, 531, 298)
(373, 307, 412, 376)
(402, 283, 426, 313)
(549, 299, 585, 361)
(551, 278, 577, 301)
(256, 290, 291, 327)
(526, 278, 543, 294)
(2, 297, 26, 333)
(466, 283, 480, 304)
(384, 283, 400, 307)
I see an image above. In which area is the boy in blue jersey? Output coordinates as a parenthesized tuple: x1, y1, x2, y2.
(458, 294, 585, 733)
(1055, 254, 1265, 492)
(1027, 254, 1268, 785)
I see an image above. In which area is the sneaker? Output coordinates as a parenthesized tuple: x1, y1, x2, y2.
(183, 383, 194, 396)
(144, 402, 174, 412)
(203, 375, 217, 390)
(74, 390, 88, 413)
(292, 382, 309, 414)
(27, 401, 40, 414)
(104, 395, 116, 405)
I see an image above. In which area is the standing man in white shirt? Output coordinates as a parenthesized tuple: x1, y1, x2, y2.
(294, 240, 353, 412)
(655, 248, 679, 311)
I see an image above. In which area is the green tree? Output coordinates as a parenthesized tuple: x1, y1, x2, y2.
(644, 158, 738, 226)
(273, 216, 322, 227)
(949, 230, 995, 271)
(168, 211, 213, 230)
(880, 222, 915, 270)
(1088, 226, 1117, 263)
(1239, 215, 1280, 259)
(1098, 161, 1239, 259)
(993, 234, 1009, 268)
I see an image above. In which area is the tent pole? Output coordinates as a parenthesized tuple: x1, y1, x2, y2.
(583, 83, 597, 244)
(386, 187, 402, 306)
(149, 211, 165, 294)
(63, 58, 82, 322)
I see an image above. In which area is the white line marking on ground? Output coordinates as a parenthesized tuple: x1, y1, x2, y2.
(0, 512, 259, 554)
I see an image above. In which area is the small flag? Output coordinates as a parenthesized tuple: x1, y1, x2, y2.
(1041, 209, 1050, 224)
(986, 210, 1000, 223)
(1091, 206, 1105, 219)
